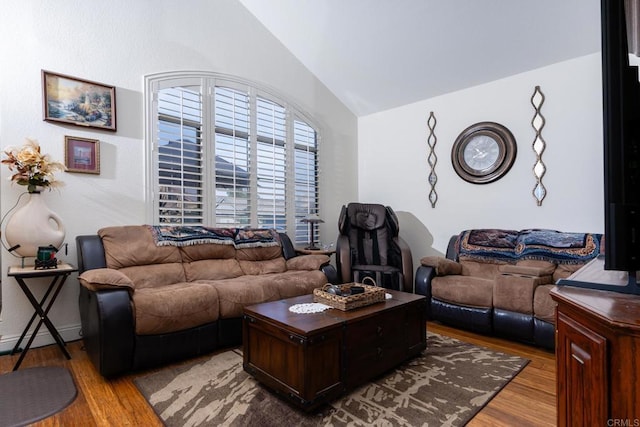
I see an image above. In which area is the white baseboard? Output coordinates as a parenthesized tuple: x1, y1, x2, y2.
(0, 323, 82, 353)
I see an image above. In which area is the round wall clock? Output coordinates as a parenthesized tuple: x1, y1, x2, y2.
(451, 121, 517, 184)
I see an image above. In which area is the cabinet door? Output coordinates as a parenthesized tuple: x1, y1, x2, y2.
(556, 312, 608, 426)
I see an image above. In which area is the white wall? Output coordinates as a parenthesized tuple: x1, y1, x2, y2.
(358, 54, 604, 270)
(0, 0, 358, 350)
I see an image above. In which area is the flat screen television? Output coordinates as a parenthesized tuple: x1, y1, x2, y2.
(602, 0, 640, 276)
(559, 0, 640, 294)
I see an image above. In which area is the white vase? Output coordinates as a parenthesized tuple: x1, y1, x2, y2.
(5, 191, 65, 258)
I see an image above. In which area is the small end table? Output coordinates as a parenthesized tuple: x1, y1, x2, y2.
(295, 247, 336, 257)
(8, 263, 77, 370)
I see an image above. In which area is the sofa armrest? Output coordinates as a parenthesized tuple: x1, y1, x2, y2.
(76, 234, 107, 273)
(420, 256, 462, 276)
(79, 268, 135, 293)
(79, 286, 135, 377)
(415, 265, 435, 318)
(286, 254, 330, 271)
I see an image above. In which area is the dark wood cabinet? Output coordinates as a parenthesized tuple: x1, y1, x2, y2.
(551, 285, 640, 426)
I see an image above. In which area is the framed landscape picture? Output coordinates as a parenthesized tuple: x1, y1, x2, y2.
(43, 70, 116, 131)
(65, 136, 100, 174)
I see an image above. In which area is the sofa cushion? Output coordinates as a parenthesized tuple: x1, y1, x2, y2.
(534, 284, 556, 324)
(459, 260, 506, 280)
(99, 225, 182, 269)
(183, 259, 244, 282)
(239, 257, 287, 275)
(235, 245, 283, 261)
(179, 243, 236, 262)
(431, 276, 494, 307)
(78, 268, 135, 293)
(209, 276, 281, 318)
(118, 263, 186, 289)
(132, 282, 220, 335)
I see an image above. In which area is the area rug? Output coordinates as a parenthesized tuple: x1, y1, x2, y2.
(0, 366, 77, 427)
(134, 332, 528, 426)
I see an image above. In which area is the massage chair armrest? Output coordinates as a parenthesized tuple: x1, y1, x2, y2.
(414, 265, 436, 318)
(395, 236, 414, 293)
(79, 286, 135, 377)
(321, 264, 339, 285)
(336, 234, 351, 283)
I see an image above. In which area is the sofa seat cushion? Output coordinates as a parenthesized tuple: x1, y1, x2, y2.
(209, 276, 281, 318)
(132, 282, 220, 335)
(534, 284, 556, 324)
(431, 276, 494, 308)
(268, 270, 328, 299)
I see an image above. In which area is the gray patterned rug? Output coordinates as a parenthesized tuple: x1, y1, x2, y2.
(134, 332, 528, 426)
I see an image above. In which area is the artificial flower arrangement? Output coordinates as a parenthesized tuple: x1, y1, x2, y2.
(2, 138, 66, 193)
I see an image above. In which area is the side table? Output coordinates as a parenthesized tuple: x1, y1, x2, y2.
(295, 247, 336, 257)
(8, 263, 77, 370)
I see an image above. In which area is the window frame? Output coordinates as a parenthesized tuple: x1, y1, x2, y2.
(144, 71, 321, 244)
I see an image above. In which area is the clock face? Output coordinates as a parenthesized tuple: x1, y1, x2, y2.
(462, 135, 500, 172)
(451, 122, 517, 184)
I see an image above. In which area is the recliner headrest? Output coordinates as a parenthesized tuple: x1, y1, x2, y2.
(347, 203, 386, 231)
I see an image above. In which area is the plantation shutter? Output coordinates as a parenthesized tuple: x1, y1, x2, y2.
(256, 96, 287, 230)
(214, 86, 251, 227)
(156, 86, 204, 224)
(149, 73, 321, 246)
(294, 120, 319, 245)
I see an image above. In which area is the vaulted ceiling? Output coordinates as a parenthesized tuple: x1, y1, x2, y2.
(239, 0, 601, 116)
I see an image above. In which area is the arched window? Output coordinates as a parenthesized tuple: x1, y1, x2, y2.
(145, 72, 320, 245)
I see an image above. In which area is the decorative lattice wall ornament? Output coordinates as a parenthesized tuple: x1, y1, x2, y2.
(530, 86, 547, 206)
(427, 111, 438, 208)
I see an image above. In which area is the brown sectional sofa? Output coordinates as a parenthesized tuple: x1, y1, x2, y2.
(76, 225, 336, 377)
(415, 229, 603, 349)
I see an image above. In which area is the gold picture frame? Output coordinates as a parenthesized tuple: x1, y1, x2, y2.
(65, 136, 100, 174)
(43, 70, 116, 131)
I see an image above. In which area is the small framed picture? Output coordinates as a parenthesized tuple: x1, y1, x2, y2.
(43, 70, 116, 131)
(65, 136, 100, 174)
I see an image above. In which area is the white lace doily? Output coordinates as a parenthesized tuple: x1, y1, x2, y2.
(289, 303, 331, 314)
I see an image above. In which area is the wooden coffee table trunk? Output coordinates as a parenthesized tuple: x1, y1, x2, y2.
(242, 290, 426, 411)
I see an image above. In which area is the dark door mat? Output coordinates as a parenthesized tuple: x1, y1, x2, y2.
(0, 366, 77, 427)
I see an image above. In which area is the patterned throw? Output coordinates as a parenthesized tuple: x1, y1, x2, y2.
(457, 228, 603, 264)
(134, 332, 528, 426)
(148, 226, 281, 249)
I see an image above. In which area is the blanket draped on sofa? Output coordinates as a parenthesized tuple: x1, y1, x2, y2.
(457, 229, 603, 264)
(149, 226, 281, 248)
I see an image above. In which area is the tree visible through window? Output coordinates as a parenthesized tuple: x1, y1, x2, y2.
(148, 74, 320, 246)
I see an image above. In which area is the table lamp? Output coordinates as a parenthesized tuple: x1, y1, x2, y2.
(301, 214, 324, 250)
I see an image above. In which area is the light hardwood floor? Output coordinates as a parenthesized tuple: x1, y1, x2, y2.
(0, 321, 556, 426)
